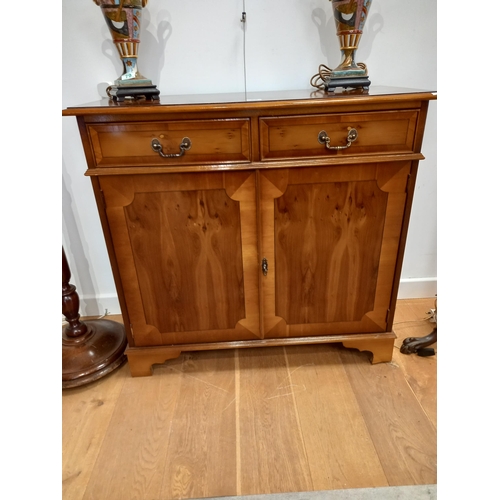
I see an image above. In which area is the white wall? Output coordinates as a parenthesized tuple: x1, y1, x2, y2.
(62, 0, 437, 316)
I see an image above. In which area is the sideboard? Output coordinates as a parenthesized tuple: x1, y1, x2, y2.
(63, 87, 436, 376)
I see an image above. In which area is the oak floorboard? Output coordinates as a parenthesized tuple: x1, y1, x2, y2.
(63, 299, 437, 499)
(392, 298, 437, 430)
(284, 345, 388, 490)
(237, 347, 313, 496)
(339, 346, 437, 486)
(81, 358, 184, 500)
(158, 350, 238, 499)
(62, 361, 129, 500)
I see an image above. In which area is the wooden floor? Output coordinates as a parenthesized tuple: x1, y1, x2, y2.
(62, 298, 437, 500)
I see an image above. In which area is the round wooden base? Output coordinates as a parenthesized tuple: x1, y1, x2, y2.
(62, 319, 128, 389)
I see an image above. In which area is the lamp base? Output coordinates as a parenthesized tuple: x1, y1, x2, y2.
(62, 319, 128, 389)
(326, 76, 371, 92)
(107, 85, 160, 102)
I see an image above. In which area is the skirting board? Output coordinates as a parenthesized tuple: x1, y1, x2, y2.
(397, 277, 437, 299)
(79, 293, 122, 318)
(78, 278, 438, 317)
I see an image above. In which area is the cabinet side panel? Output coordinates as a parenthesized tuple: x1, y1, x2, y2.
(125, 189, 245, 332)
(275, 180, 387, 324)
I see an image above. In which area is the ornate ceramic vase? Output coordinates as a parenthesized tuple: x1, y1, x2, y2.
(93, 0, 159, 101)
(327, 0, 372, 91)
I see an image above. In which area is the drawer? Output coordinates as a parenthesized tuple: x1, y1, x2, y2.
(88, 118, 251, 167)
(259, 110, 419, 161)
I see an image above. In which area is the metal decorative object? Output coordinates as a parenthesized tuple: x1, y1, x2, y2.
(311, 0, 372, 92)
(327, 0, 372, 91)
(93, 0, 159, 101)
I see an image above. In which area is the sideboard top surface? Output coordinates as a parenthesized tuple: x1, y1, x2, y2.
(62, 86, 437, 117)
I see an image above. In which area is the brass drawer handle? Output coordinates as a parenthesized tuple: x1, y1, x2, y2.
(318, 128, 358, 150)
(151, 137, 192, 158)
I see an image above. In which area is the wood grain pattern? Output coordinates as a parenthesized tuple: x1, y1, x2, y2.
(158, 352, 238, 499)
(260, 164, 409, 338)
(81, 362, 184, 500)
(340, 347, 437, 485)
(125, 188, 245, 333)
(89, 118, 251, 167)
(62, 362, 128, 500)
(392, 298, 437, 429)
(100, 171, 261, 346)
(237, 347, 313, 495)
(342, 336, 395, 363)
(124, 332, 397, 377)
(63, 87, 436, 118)
(284, 345, 388, 490)
(125, 346, 182, 377)
(225, 171, 261, 338)
(63, 299, 437, 499)
(259, 111, 418, 161)
(274, 179, 387, 324)
(84, 154, 425, 177)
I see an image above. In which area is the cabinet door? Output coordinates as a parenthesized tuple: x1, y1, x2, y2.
(259, 162, 411, 338)
(99, 171, 260, 347)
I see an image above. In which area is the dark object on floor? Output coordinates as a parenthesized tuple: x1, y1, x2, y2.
(400, 327, 437, 355)
(417, 347, 436, 357)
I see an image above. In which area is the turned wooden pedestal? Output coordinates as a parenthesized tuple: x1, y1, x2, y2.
(62, 248, 128, 388)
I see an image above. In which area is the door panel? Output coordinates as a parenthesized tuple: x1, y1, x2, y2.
(125, 188, 245, 332)
(100, 171, 261, 346)
(259, 162, 411, 337)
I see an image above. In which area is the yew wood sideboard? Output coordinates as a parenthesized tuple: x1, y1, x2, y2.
(63, 87, 436, 376)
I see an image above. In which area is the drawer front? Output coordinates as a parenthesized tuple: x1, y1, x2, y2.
(88, 119, 251, 167)
(259, 110, 418, 161)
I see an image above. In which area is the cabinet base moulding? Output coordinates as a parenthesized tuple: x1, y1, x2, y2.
(125, 332, 396, 377)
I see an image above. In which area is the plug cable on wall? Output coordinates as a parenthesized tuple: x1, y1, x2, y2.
(241, 1, 247, 97)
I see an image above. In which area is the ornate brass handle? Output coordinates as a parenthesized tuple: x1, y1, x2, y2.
(262, 258, 268, 276)
(318, 128, 358, 150)
(151, 137, 192, 158)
